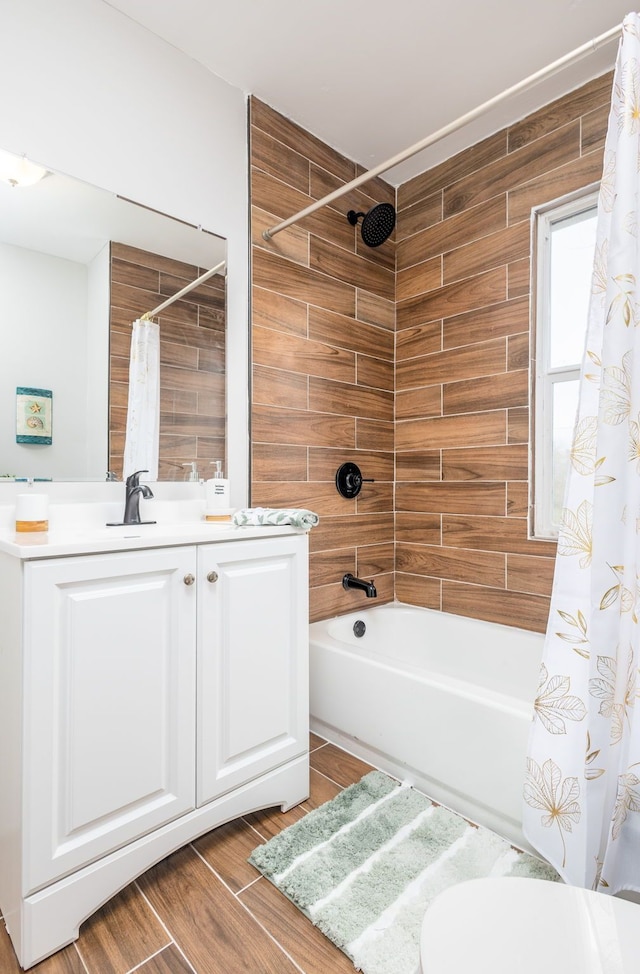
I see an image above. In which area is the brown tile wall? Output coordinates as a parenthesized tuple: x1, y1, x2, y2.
(109, 243, 226, 481)
(250, 74, 612, 631)
(395, 71, 612, 632)
(249, 98, 396, 622)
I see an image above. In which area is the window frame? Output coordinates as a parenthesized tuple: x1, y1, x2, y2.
(530, 186, 599, 541)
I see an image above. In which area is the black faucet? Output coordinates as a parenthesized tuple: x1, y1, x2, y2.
(122, 469, 156, 525)
(342, 573, 377, 598)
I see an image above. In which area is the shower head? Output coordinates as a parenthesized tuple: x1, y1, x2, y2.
(347, 203, 396, 247)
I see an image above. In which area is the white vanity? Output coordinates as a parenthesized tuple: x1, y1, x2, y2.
(0, 489, 309, 969)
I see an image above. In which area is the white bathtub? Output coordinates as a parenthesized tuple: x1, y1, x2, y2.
(309, 602, 544, 850)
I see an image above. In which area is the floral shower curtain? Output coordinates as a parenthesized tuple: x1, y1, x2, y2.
(523, 13, 640, 893)
(122, 318, 160, 481)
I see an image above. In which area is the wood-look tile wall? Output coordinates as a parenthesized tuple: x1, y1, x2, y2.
(251, 74, 612, 631)
(395, 72, 612, 632)
(249, 98, 396, 622)
(109, 243, 226, 481)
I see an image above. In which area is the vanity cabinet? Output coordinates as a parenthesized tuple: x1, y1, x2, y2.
(0, 530, 309, 969)
(197, 537, 309, 804)
(25, 546, 196, 892)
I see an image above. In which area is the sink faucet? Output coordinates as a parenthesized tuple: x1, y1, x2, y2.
(342, 573, 377, 598)
(123, 470, 155, 525)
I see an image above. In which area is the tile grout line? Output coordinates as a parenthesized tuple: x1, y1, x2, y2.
(309, 739, 330, 754)
(72, 941, 92, 974)
(235, 872, 264, 896)
(190, 844, 309, 974)
(133, 879, 197, 974)
(241, 815, 287, 844)
(125, 944, 176, 974)
(308, 765, 348, 791)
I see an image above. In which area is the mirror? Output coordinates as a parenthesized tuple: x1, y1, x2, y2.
(0, 155, 227, 482)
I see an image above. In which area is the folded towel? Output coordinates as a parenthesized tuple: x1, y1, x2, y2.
(232, 507, 320, 529)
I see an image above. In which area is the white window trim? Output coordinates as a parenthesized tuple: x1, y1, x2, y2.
(530, 186, 599, 541)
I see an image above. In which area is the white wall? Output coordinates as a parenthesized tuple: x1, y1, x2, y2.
(0, 0, 249, 503)
(85, 244, 111, 478)
(0, 244, 90, 479)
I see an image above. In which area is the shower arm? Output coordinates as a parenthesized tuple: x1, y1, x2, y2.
(262, 22, 621, 242)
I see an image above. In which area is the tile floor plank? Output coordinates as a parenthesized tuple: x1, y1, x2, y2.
(301, 767, 342, 810)
(310, 742, 375, 787)
(193, 820, 266, 894)
(135, 944, 195, 973)
(138, 846, 301, 974)
(240, 876, 355, 974)
(244, 799, 307, 841)
(309, 732, 327, 751)
(0, 925, 84, 974)
(76, 882, 170, 974)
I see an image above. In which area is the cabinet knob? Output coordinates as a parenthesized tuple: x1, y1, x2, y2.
(183, 574, 195, 586)
(207, 571, 219, 583)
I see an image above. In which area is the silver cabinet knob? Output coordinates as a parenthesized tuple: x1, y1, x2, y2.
(207, 571, 218, 583)
(183, 574, 195, 586)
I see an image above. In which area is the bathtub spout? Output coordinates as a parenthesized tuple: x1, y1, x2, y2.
(342, 573, 377, 598)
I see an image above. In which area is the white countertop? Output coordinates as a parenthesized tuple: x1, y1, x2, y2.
(0, 484, 305, 559)
(0, 520, 304, 560)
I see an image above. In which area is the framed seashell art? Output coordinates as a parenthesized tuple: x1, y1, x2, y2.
(16, 387, 52, 445)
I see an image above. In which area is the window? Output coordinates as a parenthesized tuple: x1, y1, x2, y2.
(532, 190, 598, 539)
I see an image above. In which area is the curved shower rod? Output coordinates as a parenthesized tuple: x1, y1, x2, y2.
(262, 21, 621, 242)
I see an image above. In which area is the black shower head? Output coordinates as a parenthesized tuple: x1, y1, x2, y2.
(347, 203, 396, 247)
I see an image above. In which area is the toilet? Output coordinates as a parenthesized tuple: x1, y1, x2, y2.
(419, 877, 639, 972)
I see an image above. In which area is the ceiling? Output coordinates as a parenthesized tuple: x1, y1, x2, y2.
(104, 0, 629, 186)
(0, 162, 226, 267)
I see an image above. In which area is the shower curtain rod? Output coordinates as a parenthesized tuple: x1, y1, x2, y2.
(141, 258, 226, 320)
(262, 21, 622, 241)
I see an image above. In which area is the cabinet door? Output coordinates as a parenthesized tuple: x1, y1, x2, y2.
(24, 547, 197, 893)
(197, 534, 309, 805)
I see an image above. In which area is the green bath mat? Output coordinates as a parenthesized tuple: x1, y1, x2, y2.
(249, 770, 560, 974)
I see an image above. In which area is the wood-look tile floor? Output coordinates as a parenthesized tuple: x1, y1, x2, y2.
(1, 735, 376, 974)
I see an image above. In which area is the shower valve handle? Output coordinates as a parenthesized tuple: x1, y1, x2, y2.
(335, 462, 374, 499)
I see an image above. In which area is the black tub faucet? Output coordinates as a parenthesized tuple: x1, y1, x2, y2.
(342, 573, 377, 598)
(123, 469, 155, 525)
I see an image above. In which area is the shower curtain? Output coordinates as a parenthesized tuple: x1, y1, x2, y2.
(523, 13, 640, 894)
(122, 318, 160, 481)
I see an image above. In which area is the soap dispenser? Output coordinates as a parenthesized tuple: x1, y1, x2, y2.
(204, 460, 232, 521)
(182, 461, 201, 482)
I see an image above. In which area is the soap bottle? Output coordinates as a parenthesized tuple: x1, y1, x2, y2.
(204, 460, 232, 521)
(182, 461, 200, 482)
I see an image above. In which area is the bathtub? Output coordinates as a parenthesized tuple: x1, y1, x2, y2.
(309, 602, 544, 851)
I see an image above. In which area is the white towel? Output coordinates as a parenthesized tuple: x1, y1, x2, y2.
(232, 507, 319, 529)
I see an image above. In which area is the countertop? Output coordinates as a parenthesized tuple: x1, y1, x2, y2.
(0, 485, 308, 559)
(0, 518, 305, 560)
